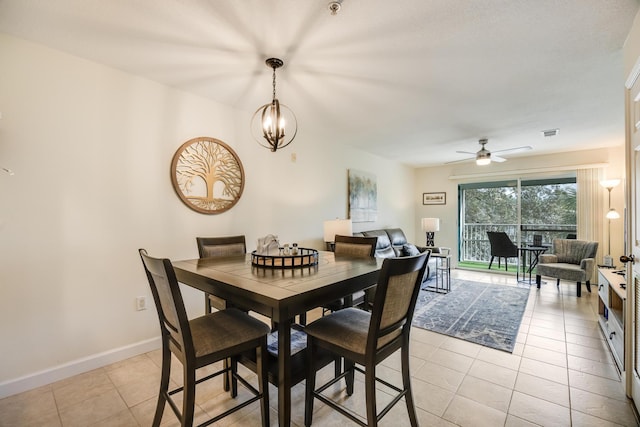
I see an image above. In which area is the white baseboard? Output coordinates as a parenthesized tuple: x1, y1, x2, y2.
(0, 337, 161, 399)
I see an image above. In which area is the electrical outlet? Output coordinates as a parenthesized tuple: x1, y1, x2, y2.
(136, 296, 147, 311)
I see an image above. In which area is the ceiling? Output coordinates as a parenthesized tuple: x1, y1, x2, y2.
(0, 0, 638, 167)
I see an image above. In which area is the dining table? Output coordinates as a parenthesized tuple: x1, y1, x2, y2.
(172, 250, 383, 426)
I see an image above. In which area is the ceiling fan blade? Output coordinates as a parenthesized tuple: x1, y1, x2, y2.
(445, 156, 475, 165)
(492, 155, 507, 162)
(492, 146, 533, 155)
(455, 150, 476, 155)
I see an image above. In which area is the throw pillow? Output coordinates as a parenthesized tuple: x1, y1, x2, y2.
(403, 243, 420, 256)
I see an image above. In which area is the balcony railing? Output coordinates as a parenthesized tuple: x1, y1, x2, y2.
(461, 223, 577, 264)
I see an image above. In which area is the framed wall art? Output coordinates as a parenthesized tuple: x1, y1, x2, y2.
(348, 169, 377, 222)
(171, 136, 245, 214)
(423, 192, 446, 205)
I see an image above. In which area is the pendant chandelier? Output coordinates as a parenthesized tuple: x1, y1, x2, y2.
(251, 58, 297, 152)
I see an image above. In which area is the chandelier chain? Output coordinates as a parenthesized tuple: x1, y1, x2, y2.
(272, 66, 277, 101)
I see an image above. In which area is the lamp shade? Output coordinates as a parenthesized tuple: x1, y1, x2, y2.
(476, 157, 491, 166)
(323, 219, 352, 242)
(421, 218, 440, 232)
(606, 209, 621, 219)
(600, 179, 621, 189)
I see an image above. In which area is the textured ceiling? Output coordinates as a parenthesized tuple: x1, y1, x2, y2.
(0, 0, 638, 166)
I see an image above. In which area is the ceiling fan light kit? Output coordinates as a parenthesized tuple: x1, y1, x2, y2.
(475, 139, 492, 165)
(476, 156, 491, 166)
(448, 138, 533, 166)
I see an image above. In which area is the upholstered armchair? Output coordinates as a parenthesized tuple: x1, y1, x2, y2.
(534, 239, 599, 297)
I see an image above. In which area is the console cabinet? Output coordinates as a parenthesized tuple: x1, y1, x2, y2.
(598, 268, 626, 373)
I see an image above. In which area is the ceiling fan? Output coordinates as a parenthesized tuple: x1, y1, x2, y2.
(448, 138, 532, 165)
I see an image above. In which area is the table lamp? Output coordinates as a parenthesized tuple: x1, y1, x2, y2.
(323, 219, 352, 251)
(421, 217, 440, 247)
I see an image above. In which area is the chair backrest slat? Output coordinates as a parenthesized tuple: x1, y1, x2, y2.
(197, 236, 246, 258)
(333, 235, 377, 258)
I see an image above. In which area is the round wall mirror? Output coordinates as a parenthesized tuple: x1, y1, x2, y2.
(170, 136, 245, 214)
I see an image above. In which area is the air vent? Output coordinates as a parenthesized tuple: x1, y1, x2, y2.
(542, 129, 559, 137)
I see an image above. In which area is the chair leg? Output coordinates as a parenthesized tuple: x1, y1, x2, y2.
(256, 343, 270, 427)
(334, 356, 342, 378)
(230, 357, 238, 398)
(586, 280, 592, 293)
(223, 358, 230, 392)
(577, 282, 582, 297)
(345, 359, 355, 396)
(207, 295, 231, 393)
(304, 338, 317, 427)
(504, 257, 508, 271)
(182, 364, 196, 427)
(205, 293, 212, 313)
(535, 275, 542, 289)
(401, 342, 419, 427)
(365, 363, 378, 426)
(556, 278, 560, 287)
(152, 344, 171, 427)
(488, 256, 495, 269)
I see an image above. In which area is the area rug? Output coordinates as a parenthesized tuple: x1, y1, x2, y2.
(412, 280, 529, 353)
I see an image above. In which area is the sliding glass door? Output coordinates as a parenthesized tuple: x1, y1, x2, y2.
(459, 177, 576, 265)
(460, 180, 518, 264)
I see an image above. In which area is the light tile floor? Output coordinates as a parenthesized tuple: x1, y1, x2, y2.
(1, 269, 639, 426)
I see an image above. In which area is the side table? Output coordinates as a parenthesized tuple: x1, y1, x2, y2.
(432, 252, 451, 293)
(517, 246, 547, 284)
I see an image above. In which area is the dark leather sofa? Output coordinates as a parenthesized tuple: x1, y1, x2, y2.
(353, 228, 440, 281)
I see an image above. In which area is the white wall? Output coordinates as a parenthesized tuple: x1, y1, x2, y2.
(414, 147, 626, 266)
(0, 34, 415, 392)
(624, 10, 640, 79)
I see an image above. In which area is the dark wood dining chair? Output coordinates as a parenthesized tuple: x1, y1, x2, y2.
(304, 252, 429, 427)
(196, 235, 247, 313)
(139, 249, 270, 427)
(197, 235, 252, 393)
(324, 234, 378, 314)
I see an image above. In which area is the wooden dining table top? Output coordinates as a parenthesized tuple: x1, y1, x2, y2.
(172, 251, 383, 321)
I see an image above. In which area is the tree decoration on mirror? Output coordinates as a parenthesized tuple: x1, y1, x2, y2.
(171, 137, 244, 214)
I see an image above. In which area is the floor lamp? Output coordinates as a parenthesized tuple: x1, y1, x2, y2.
(600, 179, 620, 267)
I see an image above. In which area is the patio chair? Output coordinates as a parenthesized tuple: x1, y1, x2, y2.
(487, 231, 518, 271)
